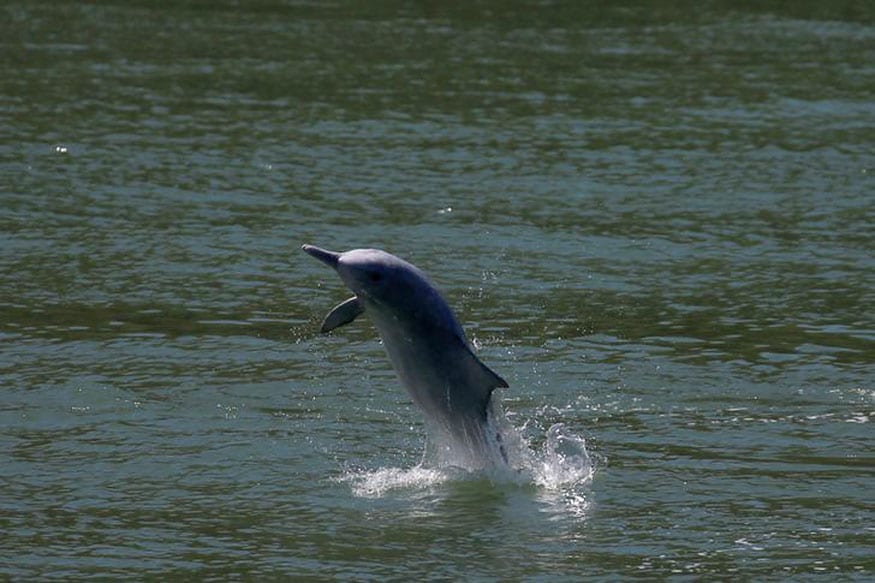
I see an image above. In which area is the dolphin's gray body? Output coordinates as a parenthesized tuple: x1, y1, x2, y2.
(302, 244, 508, 465)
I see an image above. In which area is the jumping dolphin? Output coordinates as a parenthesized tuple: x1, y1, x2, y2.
(302, 244, 509, 467)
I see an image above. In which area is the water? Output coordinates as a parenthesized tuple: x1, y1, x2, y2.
(2, 1, 873, 579)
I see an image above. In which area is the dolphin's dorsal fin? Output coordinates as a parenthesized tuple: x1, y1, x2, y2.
(321, 296, 364, 333)
(461, 340, 509, 391)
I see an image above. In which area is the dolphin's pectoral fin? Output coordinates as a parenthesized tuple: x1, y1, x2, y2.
(320, 296, 364, 333)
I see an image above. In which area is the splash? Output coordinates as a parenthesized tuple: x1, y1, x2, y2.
(341, 405, 596, 515)
(343, 465, 449, 498)
(530, 423, 595, 489)
(528, 423, 596, 520)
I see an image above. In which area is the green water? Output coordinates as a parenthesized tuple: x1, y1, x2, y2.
(2, 1, 873, 579)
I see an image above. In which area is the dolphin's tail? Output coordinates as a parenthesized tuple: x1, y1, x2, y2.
(494, 425, 509, 464)
(421, 403, 511, 470)
(484, 397, 511, 464)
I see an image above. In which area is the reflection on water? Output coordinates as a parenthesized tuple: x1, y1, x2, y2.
(2, 0, 873, 579)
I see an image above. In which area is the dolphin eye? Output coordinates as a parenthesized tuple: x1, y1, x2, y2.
(368, 271, 383, 283)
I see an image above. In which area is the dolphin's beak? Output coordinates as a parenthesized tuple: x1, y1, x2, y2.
(302, 244, 340, 269)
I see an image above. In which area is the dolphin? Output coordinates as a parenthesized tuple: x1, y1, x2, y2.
(302, 244, 509, 467)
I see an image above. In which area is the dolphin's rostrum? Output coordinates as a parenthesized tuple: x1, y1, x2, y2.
(302, 244, 509, 468)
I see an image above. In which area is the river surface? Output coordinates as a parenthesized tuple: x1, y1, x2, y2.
(2, 1, 873, 580)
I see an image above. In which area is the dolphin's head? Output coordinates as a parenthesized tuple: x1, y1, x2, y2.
(302, 245, 434, 310)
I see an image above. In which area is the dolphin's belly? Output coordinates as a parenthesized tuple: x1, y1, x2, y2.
(373, 318, 485, 425)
